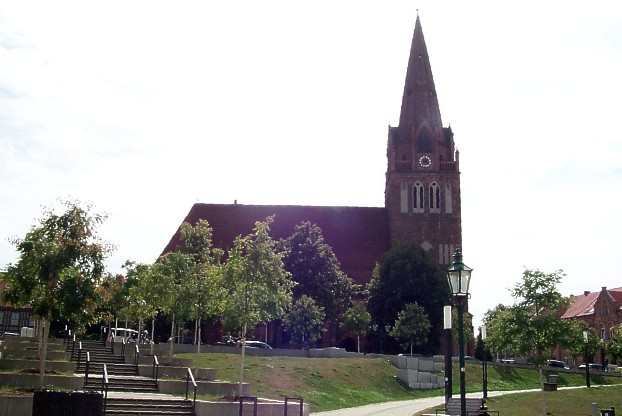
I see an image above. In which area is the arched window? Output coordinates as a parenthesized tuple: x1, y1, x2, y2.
(429, 182, 440, 212)
(413, 182, 424, 213)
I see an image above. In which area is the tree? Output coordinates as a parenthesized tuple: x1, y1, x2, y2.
(177, 220, 225, 353)
(607, 325, 622, 364)
(95, 273, 126, 339)
(222, 217, 294, 396)
(151, 252, 193, 358)
(484, 269, 571, 366)
(341, 303, 371, 353)
(284, 295, 326, 348)
(389, 302, 431, 356)
(367, 244, 448, 353)
(483, 304, 518, 359)
(3, 201, 109, 387)
(564, 320, 600, 364)
(281, 221, 353, 323)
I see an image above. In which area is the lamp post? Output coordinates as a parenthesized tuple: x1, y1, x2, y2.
(447, 249, 473, 416)
(480, 325, 488, 403)
(443, 305, 453, 406)
(583, 330, 591, 388)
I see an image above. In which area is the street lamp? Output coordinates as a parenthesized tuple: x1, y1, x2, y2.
(583, 330, 591, 388)
(480, 325, 488, 403)
(443, 305, 453, 405)
(447, 249, 473, 416)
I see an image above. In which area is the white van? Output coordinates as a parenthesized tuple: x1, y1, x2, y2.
(111, 328, 139, 342)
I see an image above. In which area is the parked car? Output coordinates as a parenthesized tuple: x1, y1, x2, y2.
(546, 359, 569, 369)
(578, 363, 604, 371)
(241, 340, 272, 350)
(498, 358, 516, 364)
(111, 328, 139, 342)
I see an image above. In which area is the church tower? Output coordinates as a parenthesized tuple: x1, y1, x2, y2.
(385, 16, 462, 265)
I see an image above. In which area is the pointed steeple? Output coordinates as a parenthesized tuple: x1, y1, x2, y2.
(398, 16, 443, 132)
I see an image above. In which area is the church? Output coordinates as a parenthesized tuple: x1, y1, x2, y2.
(162, 16, 463, 342)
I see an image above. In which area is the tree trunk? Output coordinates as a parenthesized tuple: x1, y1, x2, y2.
(265, 322, 268, 343)
(39, 318, 50, 388)
(150, 318, 155, 356)
(197, 318, 202, 354)
(169, 312, 175, 358)
(357, 335, 360, 353)
(238, 323, 247, 398)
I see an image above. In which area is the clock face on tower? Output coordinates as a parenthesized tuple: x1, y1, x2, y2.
(418, 154, 432, 168)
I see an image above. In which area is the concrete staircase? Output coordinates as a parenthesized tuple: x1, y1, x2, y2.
(105, 397, 194, 416)
(66, 338, 195, 415)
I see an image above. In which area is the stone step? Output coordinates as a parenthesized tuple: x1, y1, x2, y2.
(106, 403, 193, 413)
(106, 411, 193, 416)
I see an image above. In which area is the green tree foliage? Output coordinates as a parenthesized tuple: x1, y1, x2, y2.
(341, 303, 371, 353)
(367, 244, 448, 353)
(222, 217, 294, 395)
(485, 269, 571, 365)
(151, 251, 194, 357)
(281, 221, 353, 321)
(607, 325, 622, 364)
(284, 295, 326, 348)
(564, 320, 601, 363)
(178, 220, 225, 353)
(2, 201, 109, 386)
(484, 304, 518, 358)
(389, 302, 431, 356)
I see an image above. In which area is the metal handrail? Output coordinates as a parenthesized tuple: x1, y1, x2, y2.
(238, 396, 258, 416)
(284, 397, 303, 416)
(77, 342, 83, 368)
(134, 344, 140, 365)
(71, 334, 76, 356)
(102, 364, 109, 414)
(152, 355, 160, 384)
(84, 351, 91, 386)
(121, 338, 126, 357)
(185, 368, 197, 411)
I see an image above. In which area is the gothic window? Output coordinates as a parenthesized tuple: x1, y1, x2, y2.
(429, 182, 440, 213)
(445, 183, 453, 214)
(413, 182, 424, 213)
(400, 182, 408, 213)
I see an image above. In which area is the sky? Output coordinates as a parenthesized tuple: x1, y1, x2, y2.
(1, 1, 621, 327)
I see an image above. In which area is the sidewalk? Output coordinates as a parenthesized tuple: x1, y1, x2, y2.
(310, 386, 599, 416)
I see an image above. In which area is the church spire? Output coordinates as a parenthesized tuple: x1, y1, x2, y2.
(398, 16, 443, 132)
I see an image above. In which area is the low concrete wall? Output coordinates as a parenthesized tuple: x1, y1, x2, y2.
(392, 355, 444, 390)
(138, 364, 216, 381)
(0, 372, 82, 390)
(158, 380, 250, 397)
(195, 399, 309, 416)
(0, 359, 75, 374)
(114, 341, 361, 359)
(0, 395, 32, 416)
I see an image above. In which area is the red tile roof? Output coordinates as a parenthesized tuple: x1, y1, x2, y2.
(161, 203, 391, 284)
(561, 292, 598, 319)
(609, 287, 622, 304)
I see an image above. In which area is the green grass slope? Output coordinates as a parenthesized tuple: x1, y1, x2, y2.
(179, 353, 622, 413)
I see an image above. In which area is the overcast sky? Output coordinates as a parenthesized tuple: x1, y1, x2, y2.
(1, 1, 621, 326)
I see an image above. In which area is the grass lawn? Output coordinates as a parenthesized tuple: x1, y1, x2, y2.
(416, 385, 622, 416)
(179, 352, 622, 413)
(454, 362, 622, 394)
(179, 352, 441, 412)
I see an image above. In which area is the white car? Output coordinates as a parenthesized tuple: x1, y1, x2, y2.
(111, 328, 139, 342)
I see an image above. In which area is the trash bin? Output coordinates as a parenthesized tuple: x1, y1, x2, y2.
(547, 374, 559, 384)
(600, 408, 615, 416)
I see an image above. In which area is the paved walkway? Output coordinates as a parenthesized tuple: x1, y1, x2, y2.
(311, 386, 600, 416)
